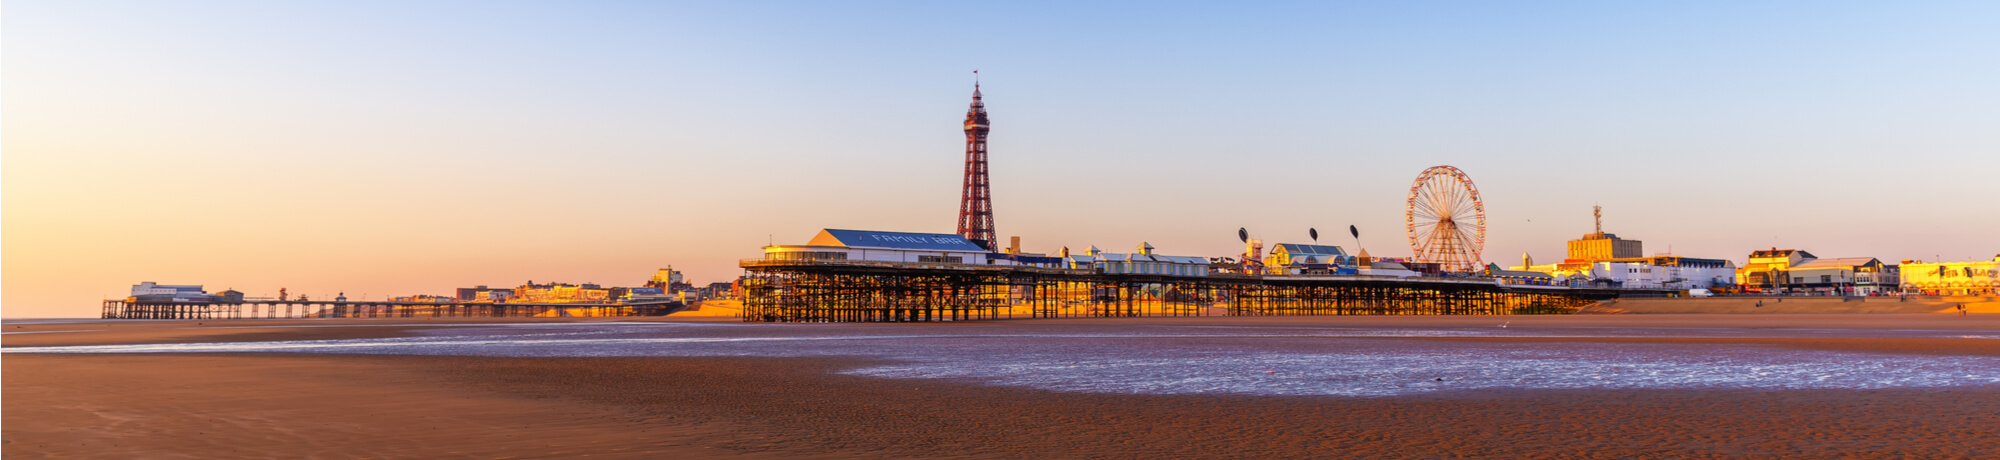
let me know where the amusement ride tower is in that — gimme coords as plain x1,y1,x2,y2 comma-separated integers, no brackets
956,81,996,248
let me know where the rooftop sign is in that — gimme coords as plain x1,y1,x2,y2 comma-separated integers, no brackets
811,229,988,252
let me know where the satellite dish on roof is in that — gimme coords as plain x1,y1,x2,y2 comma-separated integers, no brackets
1310,228,1319,243
1238,228,1248,243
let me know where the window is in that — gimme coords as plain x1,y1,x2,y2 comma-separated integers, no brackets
1821,275,1832,283
771,251,846,262
1793,277,1804,283
917,255,963,264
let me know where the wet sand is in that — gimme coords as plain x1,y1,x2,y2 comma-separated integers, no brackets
7,315,1999,458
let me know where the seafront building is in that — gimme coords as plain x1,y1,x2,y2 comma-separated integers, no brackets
1899,256,1999,295
1618,256,1736,290
644,268,696,293
511,282,612,303
389,294,456,303
1513,256,1736,290
1736,249,1898,295
456,286,514,302
700,282,736,300
1788,257,1896,296
1513,208,1736,290
1567,232,1643,262
1738,248,1815,291
1584,257,1735,290
650,268,684,286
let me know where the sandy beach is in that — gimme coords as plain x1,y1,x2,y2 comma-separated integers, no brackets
7,315,1999,458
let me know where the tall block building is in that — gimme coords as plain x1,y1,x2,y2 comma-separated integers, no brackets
1567,233,1644,262
1565,206,1642,262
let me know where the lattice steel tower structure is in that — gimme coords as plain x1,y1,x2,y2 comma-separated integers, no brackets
956,82,996,249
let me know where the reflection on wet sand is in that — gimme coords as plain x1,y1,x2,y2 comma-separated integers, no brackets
12,321,1998,396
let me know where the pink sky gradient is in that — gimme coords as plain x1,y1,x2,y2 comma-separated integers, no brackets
7,2,1995,317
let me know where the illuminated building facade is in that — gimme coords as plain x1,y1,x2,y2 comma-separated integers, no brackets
456,285,514,302
1567,234,1644,262
1066,243,1212,277
1787,257,1894,295
1900,256,1999,295
512,281,611,303
1738,248,1814,292
1264,243,1353,275
1517,255,1735,290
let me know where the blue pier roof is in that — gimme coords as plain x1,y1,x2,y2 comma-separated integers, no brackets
807,229,989,252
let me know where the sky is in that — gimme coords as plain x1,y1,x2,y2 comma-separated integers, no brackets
6,1,1997,317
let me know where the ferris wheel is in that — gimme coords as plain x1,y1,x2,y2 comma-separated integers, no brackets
1406,165,1486,272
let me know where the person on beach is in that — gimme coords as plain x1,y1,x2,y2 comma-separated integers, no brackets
1960,304,1967,316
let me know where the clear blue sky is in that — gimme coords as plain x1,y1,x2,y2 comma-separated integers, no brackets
7,1,1997,316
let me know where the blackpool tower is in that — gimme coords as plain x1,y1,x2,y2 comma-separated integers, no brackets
956,81,996,249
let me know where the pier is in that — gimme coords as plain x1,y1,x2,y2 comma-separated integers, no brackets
739,259,1644,322
101,298,685,320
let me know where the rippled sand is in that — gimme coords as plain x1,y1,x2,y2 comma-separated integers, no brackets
7,315,2000,458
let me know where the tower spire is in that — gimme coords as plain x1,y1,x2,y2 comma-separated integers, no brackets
956,75,996,249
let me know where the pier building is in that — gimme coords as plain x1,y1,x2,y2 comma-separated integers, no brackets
127,282,214,303
1486,264,1556,286
1070,243,1212,276
1264,243,1353,275
764,229,992,265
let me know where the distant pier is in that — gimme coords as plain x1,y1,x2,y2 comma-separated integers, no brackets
101,298,685,320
